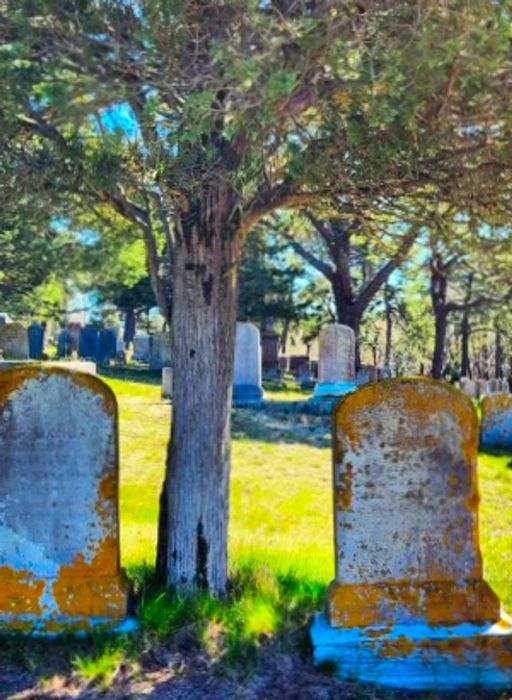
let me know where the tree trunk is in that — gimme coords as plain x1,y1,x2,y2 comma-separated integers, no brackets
156,187,240,594
384,292,392,367
460,310,471,377
495,330,503,378
123,307,136,348
432,310,448,379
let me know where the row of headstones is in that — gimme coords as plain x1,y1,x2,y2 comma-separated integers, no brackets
232,322,390,405
0,367,510,689
459,376,510,398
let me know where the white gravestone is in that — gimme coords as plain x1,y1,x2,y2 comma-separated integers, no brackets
313,324,356,401
233,322,263,406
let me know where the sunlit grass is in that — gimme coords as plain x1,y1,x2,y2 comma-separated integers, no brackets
103,375,512,610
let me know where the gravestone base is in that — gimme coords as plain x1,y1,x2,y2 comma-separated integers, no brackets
0,573,131,635
311,612,512,691
309,382,356,410
233,384,264,407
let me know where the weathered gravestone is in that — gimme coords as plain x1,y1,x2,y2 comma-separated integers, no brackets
0,323,29,360
28,323,45,360
487,378,501,395
233,322,263,406
57,328,74,358
79,326,99,360
480,393,512,451
311,378,512,690
133,334,150,362
460,376,477,398
0,367,130,632
312,324,356,404
97,328,117,364
149,332,172,370
261,323,280,380
161,367,173,400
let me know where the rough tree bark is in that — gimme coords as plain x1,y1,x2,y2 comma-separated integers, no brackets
430,255,449,380
156,184,240,594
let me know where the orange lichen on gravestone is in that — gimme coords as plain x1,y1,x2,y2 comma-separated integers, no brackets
327,379,500,628
0,366,128,632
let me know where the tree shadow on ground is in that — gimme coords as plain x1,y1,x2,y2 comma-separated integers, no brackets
98,365,162,385
232,407,331,449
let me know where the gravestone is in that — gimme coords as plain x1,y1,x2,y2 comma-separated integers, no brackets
377,365,393,380
500,378,510,393
48,360,97,375
97,329,117,364
311,378,512,690
312,324,356,403
0,367,130,632
69,323,82,352
261,324,280,380
480,393,512,451
0,323,29,360
149,332,172,370
161,367,173,400
79,326,99,360
233,322,263,406
133,334,150,362
459,376,477,398
57,328,74,358
487,378,501,395
28,323,45,360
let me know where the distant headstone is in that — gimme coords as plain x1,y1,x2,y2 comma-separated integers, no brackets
233,322,263,406
48,360,97,375
501,378,510,393
480,393,512,451
0,367,130,632
27,323,45,360
133,334,150,362
0,314,7,327
290,355,309,376
487,378,501,395
161,367,173,400
459,377,477,398
68,323,82,352
97,329,117,364
79,327,99,360
377,365,393,380
261,326,280,379
0,323,29,360
149,332,172,370
278,356,289,373
57,328,74,358
312,324,356,402
311,378,512,690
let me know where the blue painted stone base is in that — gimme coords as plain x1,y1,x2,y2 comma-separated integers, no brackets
0,615,138,638
311,613,512,691
233,384,264,407
309,382,357,412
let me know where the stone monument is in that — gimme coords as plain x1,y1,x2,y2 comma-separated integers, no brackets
133,334,150,362
261,322,280,380
28,322,45,360
161,367,173,400
149,332,172,370
480,393,512,451
0,366,130,632
311,378,512,690
57,327,74,358
312,324,356,403
0,323,29,360
233,322,263,406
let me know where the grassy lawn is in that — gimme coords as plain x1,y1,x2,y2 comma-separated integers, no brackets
108,376,512,610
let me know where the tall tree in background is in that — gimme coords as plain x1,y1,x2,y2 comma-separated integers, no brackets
2,1,511,593
280,204,418,362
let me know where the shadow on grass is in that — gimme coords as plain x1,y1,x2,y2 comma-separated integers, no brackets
232,408,331,448
98,364,162,385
